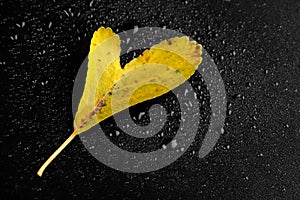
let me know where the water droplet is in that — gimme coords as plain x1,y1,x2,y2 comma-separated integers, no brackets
133,26,138,34
171,139,177,149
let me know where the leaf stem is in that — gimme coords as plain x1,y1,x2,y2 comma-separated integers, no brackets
37,129,78,177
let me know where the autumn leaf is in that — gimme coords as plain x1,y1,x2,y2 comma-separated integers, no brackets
37,27,202,176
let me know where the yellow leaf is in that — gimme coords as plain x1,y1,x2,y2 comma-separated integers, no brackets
37,27,202,176
74,27,123,133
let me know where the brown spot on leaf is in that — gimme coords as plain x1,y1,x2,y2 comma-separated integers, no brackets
145,56,150,62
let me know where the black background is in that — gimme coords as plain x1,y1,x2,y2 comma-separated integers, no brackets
1,0,300,199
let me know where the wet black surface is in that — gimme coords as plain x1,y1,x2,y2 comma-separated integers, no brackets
1,0,300,199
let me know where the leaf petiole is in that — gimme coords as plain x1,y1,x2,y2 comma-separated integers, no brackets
37,129,78,177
